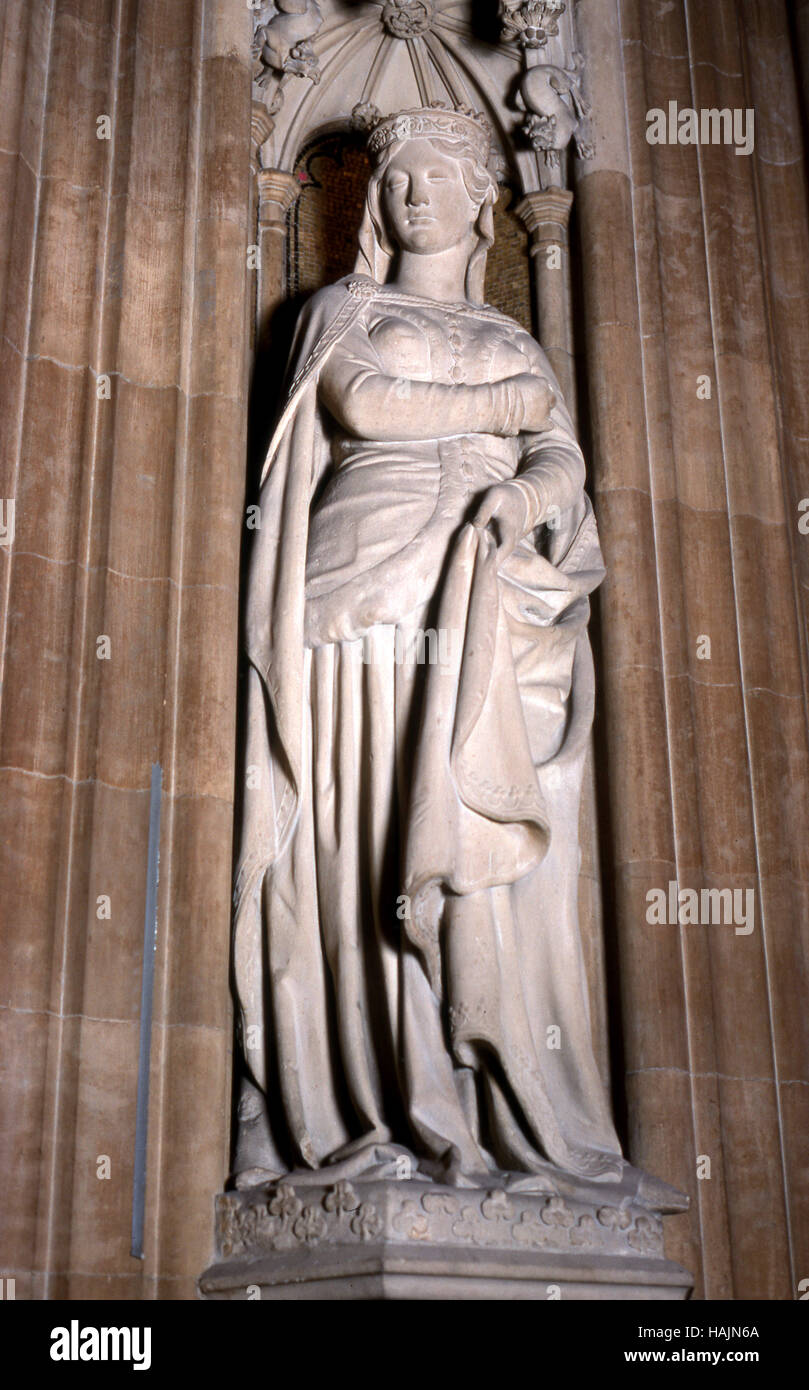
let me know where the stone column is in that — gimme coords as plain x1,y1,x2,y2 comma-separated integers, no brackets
515,188,577,415
256,167,300,339
515,184,610,1090
513,185,611,1090
733,0,809,1291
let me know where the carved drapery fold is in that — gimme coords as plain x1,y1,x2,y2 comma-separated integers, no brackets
245,0,610,1103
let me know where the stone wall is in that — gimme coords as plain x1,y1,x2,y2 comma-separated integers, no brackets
0,0,252,1298
574,0,809,1299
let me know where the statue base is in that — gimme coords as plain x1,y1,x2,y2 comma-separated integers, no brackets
198,1178,692,1301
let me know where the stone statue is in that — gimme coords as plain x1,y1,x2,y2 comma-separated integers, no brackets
253,0,323,87
517,57,595,164
231,105,681,1221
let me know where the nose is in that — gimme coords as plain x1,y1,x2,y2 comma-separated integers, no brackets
405,173,429,207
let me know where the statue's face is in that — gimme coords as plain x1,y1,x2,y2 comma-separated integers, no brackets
380,140,479,255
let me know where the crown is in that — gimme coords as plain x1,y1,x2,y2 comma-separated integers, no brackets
367,103,493,168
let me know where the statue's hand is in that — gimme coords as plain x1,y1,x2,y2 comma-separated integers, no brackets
473,482,527,562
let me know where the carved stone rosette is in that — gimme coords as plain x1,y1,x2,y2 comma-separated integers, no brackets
381,0,436,38
500,0,567,50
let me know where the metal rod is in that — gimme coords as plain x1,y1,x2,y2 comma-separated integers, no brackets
131,763,162,1260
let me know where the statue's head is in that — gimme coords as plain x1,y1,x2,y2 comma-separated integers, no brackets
355,105,499,302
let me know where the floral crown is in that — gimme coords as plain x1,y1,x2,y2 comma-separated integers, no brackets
367,103,493,170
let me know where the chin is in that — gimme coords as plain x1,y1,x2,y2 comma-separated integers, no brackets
402,232,452,255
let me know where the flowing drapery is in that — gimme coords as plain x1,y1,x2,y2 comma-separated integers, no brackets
233,277,624,1185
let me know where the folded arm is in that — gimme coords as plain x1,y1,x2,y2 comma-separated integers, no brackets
318,354,535,442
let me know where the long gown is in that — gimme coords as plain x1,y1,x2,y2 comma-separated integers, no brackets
233,274,625,1189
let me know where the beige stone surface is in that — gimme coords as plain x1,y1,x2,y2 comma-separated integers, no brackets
572,0,809,1301
0,0,252,1300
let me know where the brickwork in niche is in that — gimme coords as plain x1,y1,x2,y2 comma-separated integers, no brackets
489,186,533,333
288,133,532,333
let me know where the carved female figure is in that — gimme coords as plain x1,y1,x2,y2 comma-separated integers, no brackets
233,106,656,1203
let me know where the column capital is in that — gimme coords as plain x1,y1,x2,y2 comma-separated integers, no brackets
251,100,275,158
257,168,301,231
515,187,575,237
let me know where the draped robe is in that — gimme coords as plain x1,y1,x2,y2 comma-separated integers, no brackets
233,274,625,1188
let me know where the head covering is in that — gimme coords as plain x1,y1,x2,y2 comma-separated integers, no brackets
367,104,493,167
354,103,499,304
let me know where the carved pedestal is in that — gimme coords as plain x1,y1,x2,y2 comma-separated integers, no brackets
199,1180,692,1301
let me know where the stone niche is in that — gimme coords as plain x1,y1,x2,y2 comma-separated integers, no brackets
198,0,696,1304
